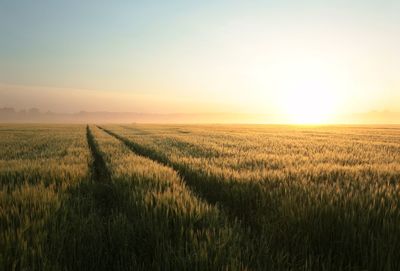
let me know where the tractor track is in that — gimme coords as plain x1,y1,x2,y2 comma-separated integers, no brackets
86,125,118,216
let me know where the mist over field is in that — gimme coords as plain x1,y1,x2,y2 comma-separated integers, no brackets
1,107,399,124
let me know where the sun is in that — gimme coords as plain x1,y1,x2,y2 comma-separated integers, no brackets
279,79,338,124
241,48,349,124
274,57,344,124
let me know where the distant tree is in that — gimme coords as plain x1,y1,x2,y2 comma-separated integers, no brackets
0,107,16,114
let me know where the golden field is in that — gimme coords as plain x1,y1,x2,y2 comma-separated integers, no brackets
1,124,400,270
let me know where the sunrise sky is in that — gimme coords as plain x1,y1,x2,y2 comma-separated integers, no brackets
1,0,399,123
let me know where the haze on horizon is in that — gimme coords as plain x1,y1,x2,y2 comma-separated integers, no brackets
1,0,399,124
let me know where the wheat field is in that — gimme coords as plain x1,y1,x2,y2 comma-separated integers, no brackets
1,124,400,270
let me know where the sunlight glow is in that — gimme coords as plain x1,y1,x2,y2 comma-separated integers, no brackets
279,78,339,124
272,55,345,124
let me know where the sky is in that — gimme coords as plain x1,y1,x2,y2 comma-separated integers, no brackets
1,0,399,123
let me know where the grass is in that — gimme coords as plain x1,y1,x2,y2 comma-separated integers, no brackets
1,124,400,270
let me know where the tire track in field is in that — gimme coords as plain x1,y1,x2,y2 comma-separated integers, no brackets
97,126,247,226
86,125,111,182
52,126,121,270
97,126,232,212
99,126,283,268
86,125,118,216
97,126,236,210
97,126,262,263
99,126,170,166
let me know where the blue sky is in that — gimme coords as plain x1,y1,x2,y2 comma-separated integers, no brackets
0,1,399,121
